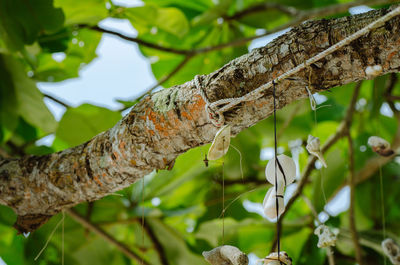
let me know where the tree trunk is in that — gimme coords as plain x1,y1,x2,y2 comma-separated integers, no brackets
1,7,400,232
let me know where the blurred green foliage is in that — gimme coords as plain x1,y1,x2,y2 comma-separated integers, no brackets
1,0,399,265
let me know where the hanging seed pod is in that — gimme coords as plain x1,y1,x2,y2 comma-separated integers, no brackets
260,251,292,265
306,135,327,168
365,65,383,78
368,136,394,157
208,125,231,160
262,185,285,219
203,245,249,265
382,238,400,265
265,155,296,186
314,225,338,248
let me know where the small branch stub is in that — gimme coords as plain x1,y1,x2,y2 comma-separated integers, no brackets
203,245,249,265
368,136,395,156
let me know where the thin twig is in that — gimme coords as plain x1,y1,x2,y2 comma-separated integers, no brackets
226,2,299,20
329,111,400,201
43,93,71,108
83,0,398,57
212,6,400,113
384,73,400,118
141,219,169,265
66,209,150,265
346,131,364,265
86,25,191,55
119,55,193,111
270,82,362,252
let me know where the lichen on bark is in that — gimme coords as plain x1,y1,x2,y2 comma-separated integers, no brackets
1,7,400,232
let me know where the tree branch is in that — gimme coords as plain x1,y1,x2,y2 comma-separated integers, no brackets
119,55,193,111
346,131,364,265
85,0,399,56
2,7,400,232
43,93,71,108
66,209,150,265
226,3,299,21
142,219,169,265
271,82,362,251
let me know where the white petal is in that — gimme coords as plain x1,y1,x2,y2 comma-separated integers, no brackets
263,186,285,219
265,155,296,185
208,125,231,160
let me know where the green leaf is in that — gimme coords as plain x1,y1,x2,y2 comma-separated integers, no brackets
312,145,347,212
192,0,233,26
237,9,291,30
124,4,189,38
55,104,122,147
0,224,25,265
0,54,57,135
35,28,102,82
0,56,19,143
54,0,108,25
148,218,207,265
297,235,326,265
0,0,64,51
38,28,71,53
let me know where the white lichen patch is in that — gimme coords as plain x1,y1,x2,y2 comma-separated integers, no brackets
365,65,383,78
151,87,180,113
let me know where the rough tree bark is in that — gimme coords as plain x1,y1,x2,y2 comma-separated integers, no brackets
1,7,400,232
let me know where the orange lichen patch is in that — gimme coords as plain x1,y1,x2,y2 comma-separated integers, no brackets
138,95,205,138
185,95,206,119
254,100,265,109
180,110,192,120
119,141,126,150
130,159,137,166
93,175,103,187
384,50,398,69
119,141,127,159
